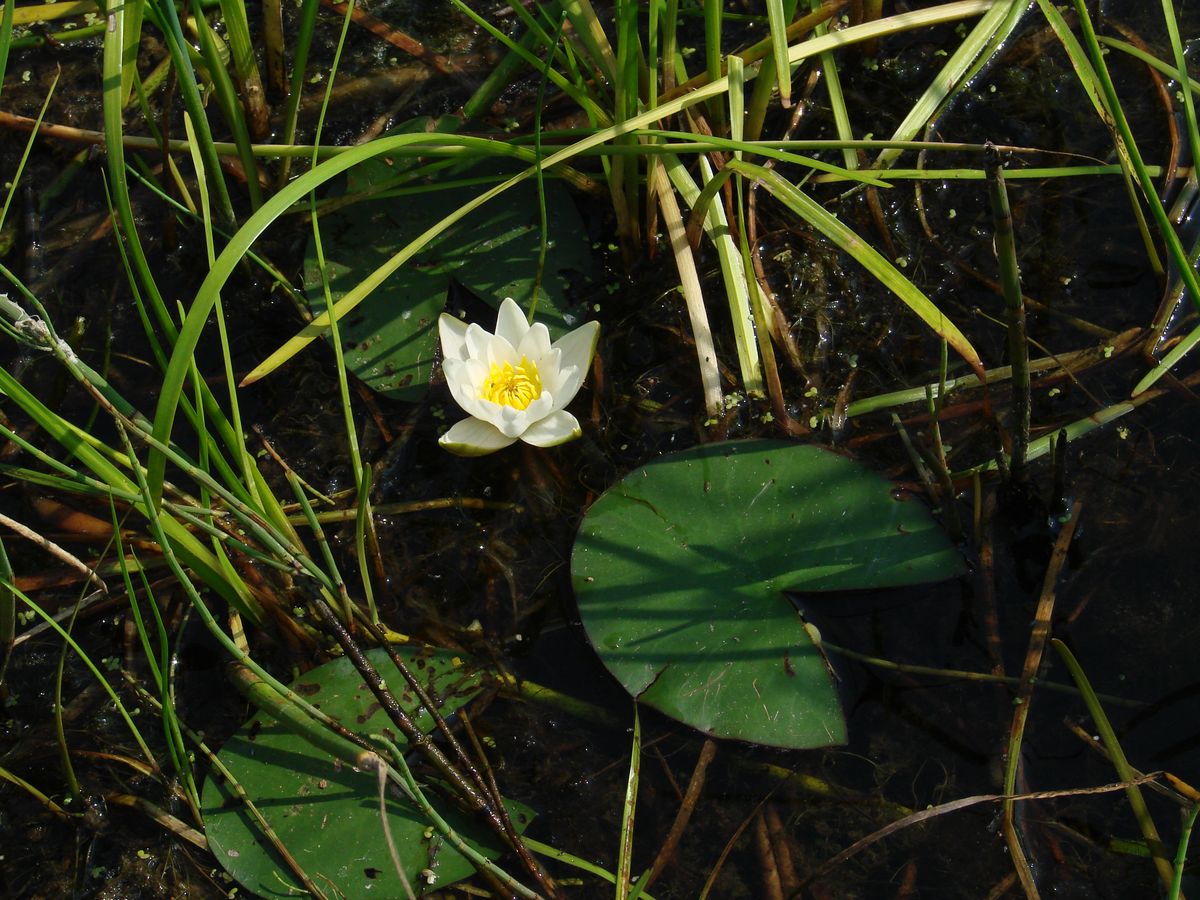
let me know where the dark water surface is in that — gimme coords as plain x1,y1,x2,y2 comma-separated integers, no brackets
1,2,1199,898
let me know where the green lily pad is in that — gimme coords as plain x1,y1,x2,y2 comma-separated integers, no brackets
572,440,966,749
305,116,596,401
202,646,532,897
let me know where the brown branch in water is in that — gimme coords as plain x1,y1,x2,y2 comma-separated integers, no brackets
346,609,557,896
765,803,800,896
752,808,785,900
1000,498,1083,898
641,738,718,892
320,0,472,88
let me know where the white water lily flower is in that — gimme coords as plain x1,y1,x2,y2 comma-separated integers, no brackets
438,298,600,456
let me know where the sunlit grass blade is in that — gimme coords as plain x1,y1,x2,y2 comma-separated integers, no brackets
1171,805,1200,900
103,0,193,349
766,0,793,107
239,16,978,392
216,0,269,139
1133,322,1200,396
1066,0,1200,394
1160,0,1200,171
874,0,1016,169
806,0,857,171
702,0,727,134
653,161,724,415
119,0,145,105
0,340,264,622
1053,639,1176,893
727,52,745,156
193,9,263,211
146,0,236,227
1033,0,1162,281
0,0,13,104
457,0,611,125
115,524,201,816
666,153,762,394
727,158,983,377
559,0,618,84
276,0,321,188
611,0,642,252
615,707,641,900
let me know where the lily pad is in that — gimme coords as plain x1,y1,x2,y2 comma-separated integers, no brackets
202,646,532,897
305,116,596,401
572,440,966,749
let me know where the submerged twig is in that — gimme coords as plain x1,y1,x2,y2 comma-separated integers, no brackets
985,143,1030,482
798,775,1164,892
1000,498,1083,898
640,739,718,894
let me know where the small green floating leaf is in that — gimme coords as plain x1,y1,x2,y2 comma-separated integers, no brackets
202,646,532,898
572,440,966,749
305,116,596,401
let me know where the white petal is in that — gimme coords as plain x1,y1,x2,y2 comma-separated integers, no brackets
475,391,554,438
483,330,517,367
439,418,518,456
533,347,564,393
522,392,554,425
546,365,578,412
520,410,583,447
443,358,485,417
517,322,552,360
549,321,599,408
495,402,530,437
465,323,494,360
439,313,470,361
494,298,530,349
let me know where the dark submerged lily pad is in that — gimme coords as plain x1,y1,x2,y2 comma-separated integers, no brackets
304,116,596,401
202,646,532,897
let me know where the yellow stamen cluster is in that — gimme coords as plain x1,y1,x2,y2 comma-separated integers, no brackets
480,357,542,410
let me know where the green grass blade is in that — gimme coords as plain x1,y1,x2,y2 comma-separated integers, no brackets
874,0,1015,169
1133,322,1200,396
459,0,610,125
1170,804,1200,900
1068,0,1200,393
766,0,793,106
559,0,618,84
149,0,236,227
0,0,13,104
807,0,856,171
666,153,762,393
1033,0,1161,278
703,0,727,134
216,0,269,139
193,8,263,211
727,158,983,376
119,0,146,105
615,707,641,900
1160,0,1200,170
0,362,263,622
276,0,322,188
1052,639,1176,892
